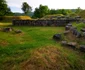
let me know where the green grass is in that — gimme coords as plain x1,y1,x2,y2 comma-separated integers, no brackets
73,22,85,31
0,24,85,70
0,26,64,69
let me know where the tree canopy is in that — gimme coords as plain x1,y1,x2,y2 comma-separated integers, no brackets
75,7,82,14
21,2,32,15
33,4,50,18
0,0,7,16
0,0,13,16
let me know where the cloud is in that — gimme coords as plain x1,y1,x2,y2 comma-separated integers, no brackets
6,0,85,12
6,0,27,8
6,0,30,12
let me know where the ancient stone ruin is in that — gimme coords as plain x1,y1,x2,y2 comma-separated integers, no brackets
12,16,83,26
0,27,22,34
80,45,85,52
53,23,85,52
53,34,62,40
3,27,13,32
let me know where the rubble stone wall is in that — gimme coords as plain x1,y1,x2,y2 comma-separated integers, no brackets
12,19,81,26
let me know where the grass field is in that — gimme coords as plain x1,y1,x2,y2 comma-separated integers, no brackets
0,23,85,70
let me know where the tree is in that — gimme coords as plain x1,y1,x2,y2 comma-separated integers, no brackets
33,4,49,18
0,0,13,16
50,9,57,14
5,7,13,16
75,7,82,14
0,0,8,16
21,2,32,15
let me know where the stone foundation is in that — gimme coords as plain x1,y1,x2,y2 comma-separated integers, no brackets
12,18,81,26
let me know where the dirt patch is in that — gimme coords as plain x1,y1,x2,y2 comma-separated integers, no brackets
20,46,72,70
64,31,85,46
0,40,9,46
64,31,77,41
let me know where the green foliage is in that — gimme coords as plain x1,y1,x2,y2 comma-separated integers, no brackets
0,0,13,16
73,22,85,31
49,9,73,15
21,2,32,15
0,0,7,16
42,14,64,19
5,7,13,16
33,4,50,18
75,7,82,14
33,5,83,18
50,9,57,14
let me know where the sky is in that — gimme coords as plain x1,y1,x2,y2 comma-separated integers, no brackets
6,0,85,13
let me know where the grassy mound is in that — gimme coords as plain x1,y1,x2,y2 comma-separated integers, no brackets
13,16,31,20
69,13,78,17
41,14,64,19
20,46,85,70
0,16,31,23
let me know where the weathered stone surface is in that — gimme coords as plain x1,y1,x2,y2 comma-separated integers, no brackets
3,27,12,32
61,41,67,46
67,23,72,27
65,26,70,30
63,31,70,35
79,45,85,52
12,17,83,26
15,30,22,33
53,34,62,40
70,27,77,31
81,28,85,32
82,32,85,37
72,29,78,36
67,42,77,49
76,32,82,38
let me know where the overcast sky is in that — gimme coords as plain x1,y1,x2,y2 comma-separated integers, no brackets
6,0,85,13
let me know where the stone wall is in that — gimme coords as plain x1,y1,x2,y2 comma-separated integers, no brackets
12,18,81,26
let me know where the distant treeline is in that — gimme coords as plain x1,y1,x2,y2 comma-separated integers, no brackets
32,4,82,18
0,0,83,19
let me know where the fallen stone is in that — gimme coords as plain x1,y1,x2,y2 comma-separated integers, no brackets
61,41,67,46
67,23,72,27
79,45,85,52
67,42,77,49
76,32,82,38
15,30,22,33
53,34,62,40
81,28,85,32
82,32,85,37
63,31,70,35
3,27,13,32
70,27,77,31
72,29,78,36
65,26,70,31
